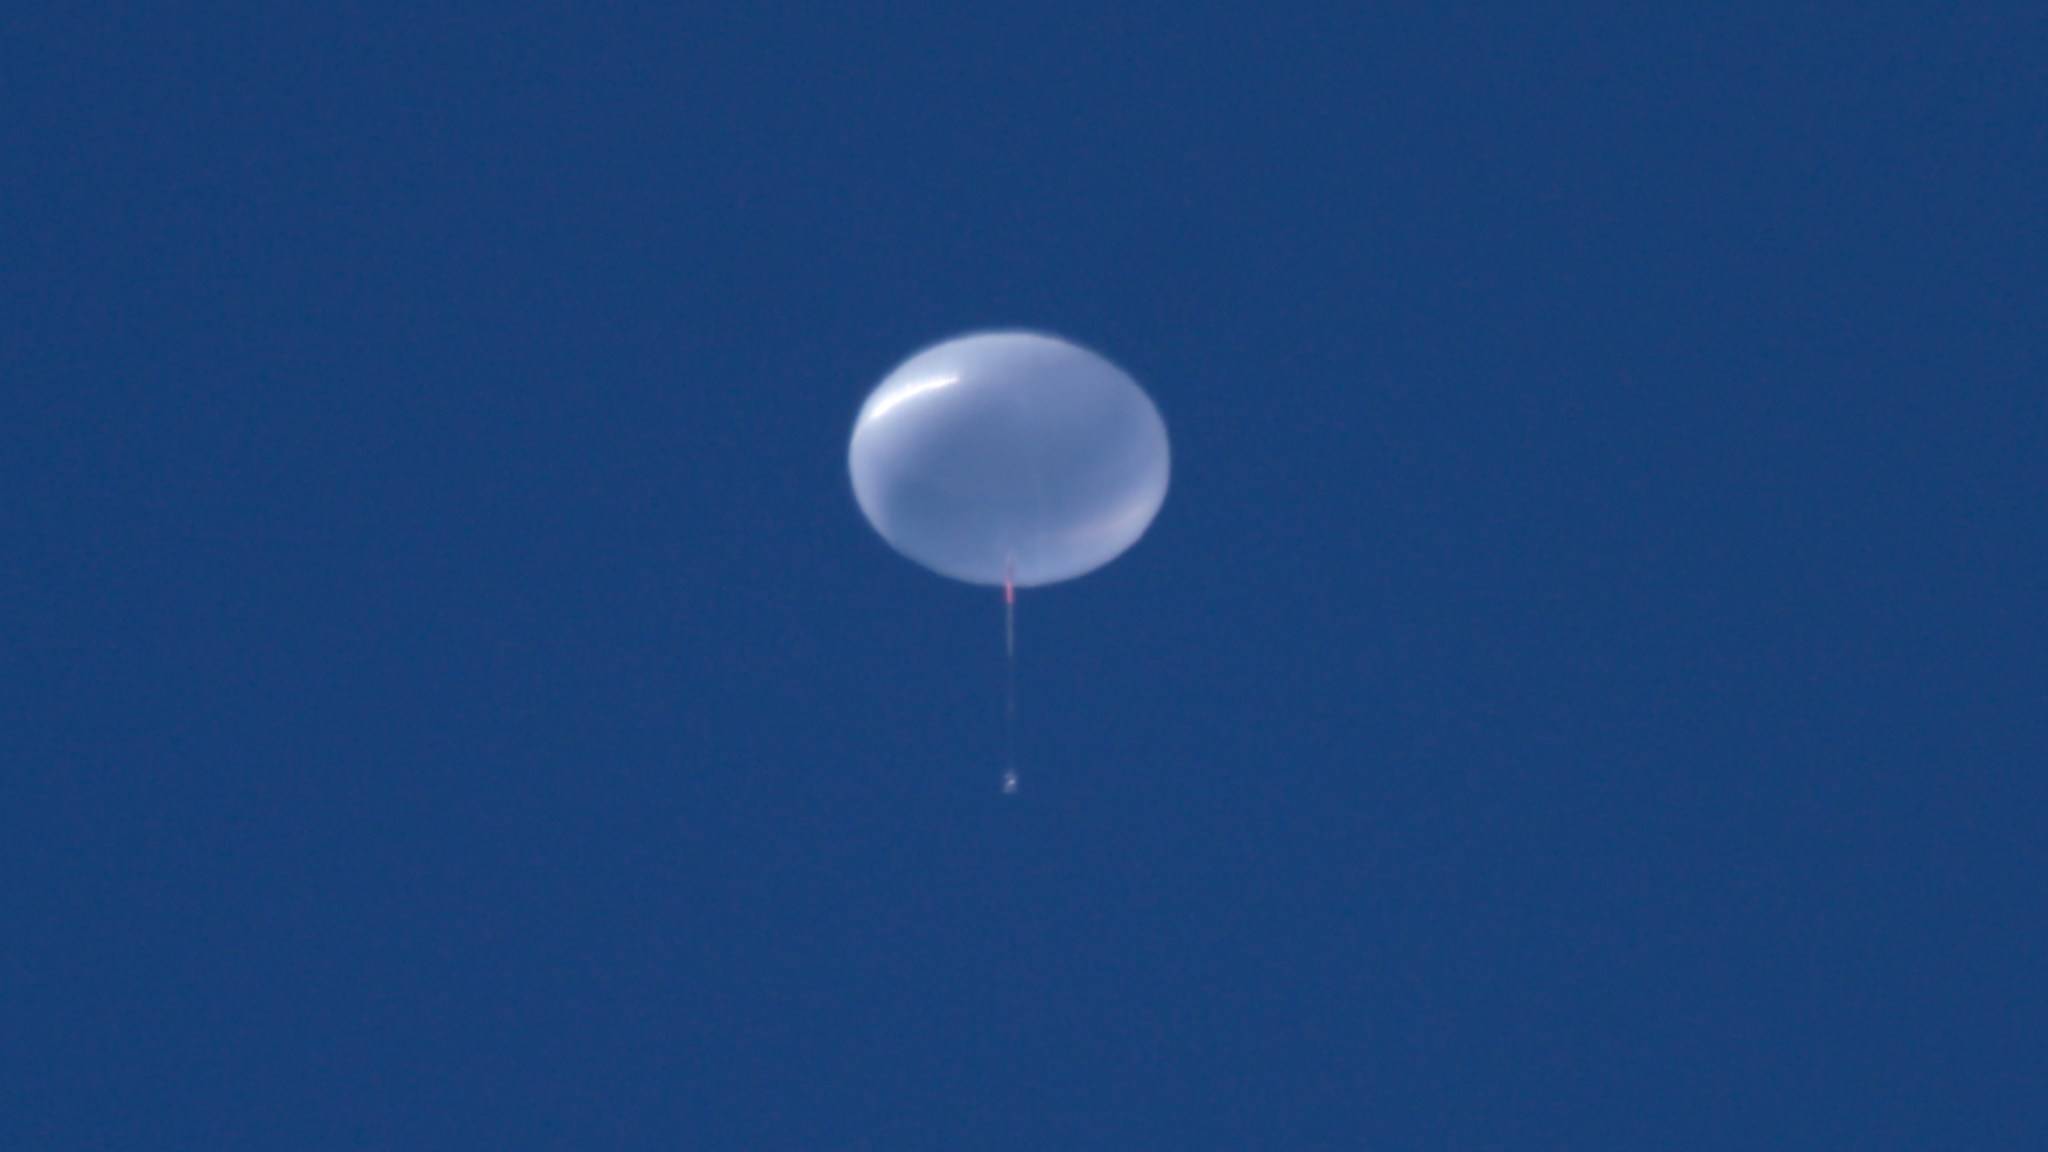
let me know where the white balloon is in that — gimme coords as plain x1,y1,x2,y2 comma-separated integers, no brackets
850,331,1170,587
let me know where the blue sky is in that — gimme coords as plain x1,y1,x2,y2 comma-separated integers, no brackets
5,4,2044,1148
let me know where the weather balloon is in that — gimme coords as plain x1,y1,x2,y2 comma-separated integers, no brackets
849,331,1170,588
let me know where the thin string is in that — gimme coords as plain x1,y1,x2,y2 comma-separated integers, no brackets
1002,563,1018,794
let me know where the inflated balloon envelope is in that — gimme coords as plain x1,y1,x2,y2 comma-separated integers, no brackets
849,331,1171,588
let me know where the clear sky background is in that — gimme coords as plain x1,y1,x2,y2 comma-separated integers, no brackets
5,4,2044,1149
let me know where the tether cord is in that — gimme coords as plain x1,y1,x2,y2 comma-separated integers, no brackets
1002,562,1018,794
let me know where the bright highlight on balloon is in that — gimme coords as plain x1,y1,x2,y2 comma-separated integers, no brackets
849,331,1170,588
